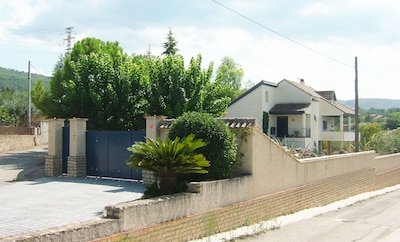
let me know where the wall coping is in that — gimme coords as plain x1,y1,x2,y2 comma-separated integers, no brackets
300,150,377,163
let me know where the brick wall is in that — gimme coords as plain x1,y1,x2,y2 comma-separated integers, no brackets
93,168,380,242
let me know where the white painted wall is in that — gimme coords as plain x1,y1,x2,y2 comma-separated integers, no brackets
225,83,277,130
276,80,311,104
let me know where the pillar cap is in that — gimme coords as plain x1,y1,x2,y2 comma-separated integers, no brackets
47,118,65,122
70,117,89,121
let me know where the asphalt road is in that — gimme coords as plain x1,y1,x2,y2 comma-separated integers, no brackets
242,188,400,242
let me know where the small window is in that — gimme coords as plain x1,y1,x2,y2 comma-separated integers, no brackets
323,120,328,131
265,91,269,103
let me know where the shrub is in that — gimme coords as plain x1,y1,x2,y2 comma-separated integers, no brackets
168,112,238,180
368,129,400,155
126,134,210,195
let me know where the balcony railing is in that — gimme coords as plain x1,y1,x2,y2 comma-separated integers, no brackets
288,128,311,137
271,128,311,138
320,131,355,141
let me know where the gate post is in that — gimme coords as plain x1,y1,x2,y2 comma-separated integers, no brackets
45,118,65,176
67,118,88,177
142,116,166,185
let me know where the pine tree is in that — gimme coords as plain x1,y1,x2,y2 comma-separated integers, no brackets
162,28,179,56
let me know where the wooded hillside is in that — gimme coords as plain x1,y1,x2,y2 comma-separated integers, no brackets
0,67,50,91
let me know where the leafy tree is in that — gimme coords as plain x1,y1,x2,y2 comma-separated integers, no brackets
147,54,186,118
0,88,29,126
162,28,179,56
385,112,400,130
359,122,382,150
126,134,210,195
168,112,238,180
31,80,52,116
215,56,244,91
33,37,149,130
146,54,229,118
201,83,231,117
32,36,238,130
369,129,400,155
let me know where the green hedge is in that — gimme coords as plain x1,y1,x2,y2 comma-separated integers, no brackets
168,112,237,180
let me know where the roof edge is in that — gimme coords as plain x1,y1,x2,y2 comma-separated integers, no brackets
229,80,277,106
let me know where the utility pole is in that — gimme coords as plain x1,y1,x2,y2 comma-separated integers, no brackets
64,27,74,55
354,56,359,152
27,61,31,127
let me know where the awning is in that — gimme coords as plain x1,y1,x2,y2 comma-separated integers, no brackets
269,103,310,115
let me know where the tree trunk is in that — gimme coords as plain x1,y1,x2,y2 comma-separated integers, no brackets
159,172,177,195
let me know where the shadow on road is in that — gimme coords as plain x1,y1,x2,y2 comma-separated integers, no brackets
27,176,145,193
0,147,47,183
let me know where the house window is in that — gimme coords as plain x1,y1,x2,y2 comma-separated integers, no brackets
323,120,328,131
265,91,269,103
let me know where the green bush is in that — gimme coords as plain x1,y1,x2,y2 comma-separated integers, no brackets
368,129,400,155
168,112,238,180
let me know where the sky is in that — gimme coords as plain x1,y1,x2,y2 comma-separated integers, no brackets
1,0,400,100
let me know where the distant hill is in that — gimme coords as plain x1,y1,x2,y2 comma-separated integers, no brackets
0,67,50,92
340,99,400,110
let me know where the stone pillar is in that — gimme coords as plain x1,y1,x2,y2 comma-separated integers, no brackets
45,118,65,177
67,118,88,177
142,116,166,186
145,116,165,139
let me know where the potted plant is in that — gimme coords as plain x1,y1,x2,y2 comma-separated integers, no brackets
126,134,210,195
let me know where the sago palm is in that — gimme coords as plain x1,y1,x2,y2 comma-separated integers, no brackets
126,134,210,194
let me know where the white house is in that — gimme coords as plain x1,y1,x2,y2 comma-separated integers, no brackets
224,79,355,153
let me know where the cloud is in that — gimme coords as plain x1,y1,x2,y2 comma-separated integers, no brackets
1,0,400,99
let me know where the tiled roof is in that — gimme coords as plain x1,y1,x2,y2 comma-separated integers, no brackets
281,79,322,99
217,118,255,128
269,103,310,114
335,102,355,116
283,80,354,115
158,118,255,129
316,91,336,101
159,119,175,129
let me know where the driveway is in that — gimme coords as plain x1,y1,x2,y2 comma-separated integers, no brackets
0,147,145,239
0,146,47,185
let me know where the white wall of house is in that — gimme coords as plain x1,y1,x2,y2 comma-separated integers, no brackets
276,80,311,104
225,83,277,130
320,100,343,116
225,85,263,127
309,99,320,151
225,79,354,153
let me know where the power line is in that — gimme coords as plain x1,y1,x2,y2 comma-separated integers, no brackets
211,0,354,69
29,63,46,76
0,25,63,35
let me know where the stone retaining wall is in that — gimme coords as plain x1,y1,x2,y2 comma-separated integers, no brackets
0,135,42,153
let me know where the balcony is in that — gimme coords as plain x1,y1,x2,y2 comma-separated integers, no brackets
320,131,355,141
286,128,311,138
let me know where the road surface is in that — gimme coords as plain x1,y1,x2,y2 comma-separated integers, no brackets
243,188,400,242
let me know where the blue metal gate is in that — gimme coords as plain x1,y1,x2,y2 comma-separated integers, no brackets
62,126,70,174
86,131,145,180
